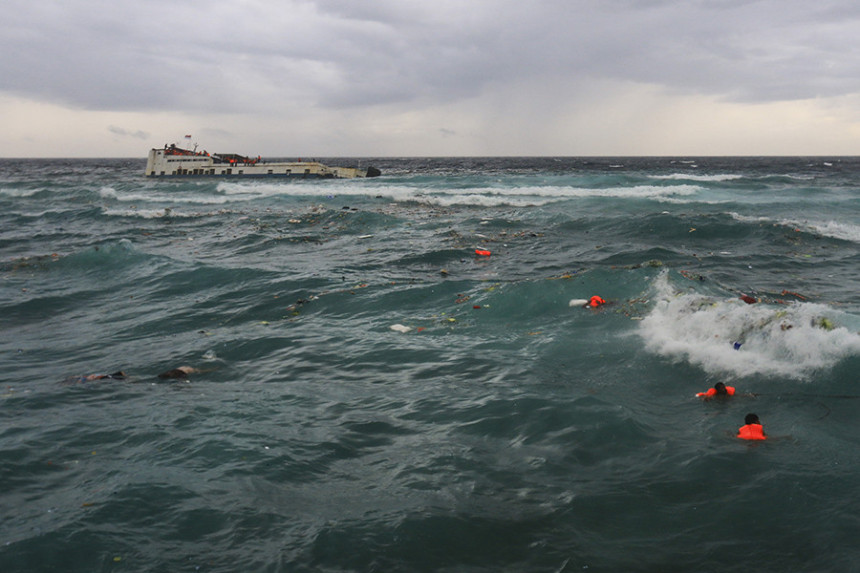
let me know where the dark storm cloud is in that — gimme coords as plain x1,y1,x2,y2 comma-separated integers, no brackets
2,0,859,114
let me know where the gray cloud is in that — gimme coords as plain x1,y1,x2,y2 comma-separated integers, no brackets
2,0,860,116
108,125,149,139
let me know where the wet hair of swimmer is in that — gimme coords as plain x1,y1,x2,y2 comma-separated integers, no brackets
158,368,189,379
714,382,728,394
744,413,761,425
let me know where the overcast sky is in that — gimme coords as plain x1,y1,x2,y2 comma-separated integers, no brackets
2,0,860,157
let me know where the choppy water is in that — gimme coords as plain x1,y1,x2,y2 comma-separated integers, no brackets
1,156,859,572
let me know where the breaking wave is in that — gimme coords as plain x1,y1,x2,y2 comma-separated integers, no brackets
639,271,860,380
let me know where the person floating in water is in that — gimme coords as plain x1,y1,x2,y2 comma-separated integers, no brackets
697,382,736,399
568,295,608,308
588,295,607,308
737,413,767,440
157,366,211,379
62,371,126,385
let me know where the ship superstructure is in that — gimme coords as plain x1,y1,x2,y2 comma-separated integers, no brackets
145,143,380,179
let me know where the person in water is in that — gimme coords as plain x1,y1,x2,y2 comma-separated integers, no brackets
157,366,210,379
697,382,736,399
568,295,607,308
588,295,606,308
737,413,767,440
62,371,126,384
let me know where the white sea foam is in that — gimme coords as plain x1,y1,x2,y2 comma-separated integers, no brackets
810,220,860,243
209,181,704,206
650,173,744,182
730,212,860,243
0,187,41,198
101,206,229,219
413,194,560,208
638,272,860,380
569,184,701,199
99,179,706,209
375,183,703,207
216,181,381,199
105,189,230,206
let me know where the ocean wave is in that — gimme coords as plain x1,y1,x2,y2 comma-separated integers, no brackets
810,220,860,243
205,182,702,208
650,173,744,182
638,271,860,380
216,180,375,199
3,157,860,573
108,189,238,206
730,212,860,243
0,186,42,198
97,182,708,210
91,177,709,209
383,183,702,207
566,184,701,199
404,193,560,208
100,206,228,219
98,186,118,199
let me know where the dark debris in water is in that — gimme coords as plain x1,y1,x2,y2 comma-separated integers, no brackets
2,253,62,272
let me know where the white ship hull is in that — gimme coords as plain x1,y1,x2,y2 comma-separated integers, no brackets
145,146,380,179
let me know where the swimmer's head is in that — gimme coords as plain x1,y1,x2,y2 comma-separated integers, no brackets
158,368,189,379
744,413,761,425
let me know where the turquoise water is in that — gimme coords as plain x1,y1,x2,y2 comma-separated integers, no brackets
1,157,859,572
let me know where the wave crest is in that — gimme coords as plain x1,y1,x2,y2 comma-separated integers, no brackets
638,272,860,379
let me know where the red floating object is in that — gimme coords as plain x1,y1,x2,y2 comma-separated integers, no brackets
475,249,491,256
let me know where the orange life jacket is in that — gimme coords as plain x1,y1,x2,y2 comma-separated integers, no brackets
589,296,606,307
737,423,766,440
697,386,736,397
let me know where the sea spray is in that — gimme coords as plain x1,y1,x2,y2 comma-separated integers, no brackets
639,270,860,379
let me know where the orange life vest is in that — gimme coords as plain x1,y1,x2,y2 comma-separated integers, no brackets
697,386,736,397
737,423,766,440
589,296,606,307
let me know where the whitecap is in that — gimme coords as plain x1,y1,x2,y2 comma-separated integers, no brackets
379,183,703,207
729,212,860,243
638,272,860,380
650,173,744,182
0,187,40,198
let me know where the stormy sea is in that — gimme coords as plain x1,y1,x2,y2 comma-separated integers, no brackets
1,156,859,572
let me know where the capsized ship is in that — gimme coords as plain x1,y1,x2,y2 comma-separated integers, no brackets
145,143,381,178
